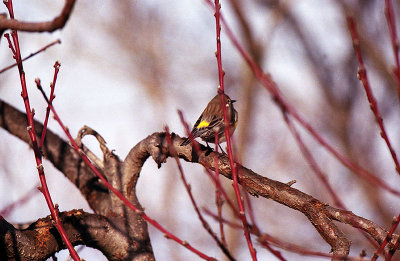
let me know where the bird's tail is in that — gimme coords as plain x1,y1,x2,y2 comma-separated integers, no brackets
180,136,193,146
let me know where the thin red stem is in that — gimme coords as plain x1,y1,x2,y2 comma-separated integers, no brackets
386,231,400,260
178,110,241,216
206,209,366,260
3,1,79,259
347,17,400,177
242,185,256,229
165,128,234,260
0,185,39,217
0,39,61,74
372,213,400,261
214,132,227,247
214,2,224,93
204,0,400,198
4,0,15,19
39,61,60,149
204,209,287,261
37,91,215,260
384,0,400,100
213,0,256,259
284,113,345,208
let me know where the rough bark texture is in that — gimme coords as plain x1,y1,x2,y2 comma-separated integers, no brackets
0,99,399,260
0,100,154,261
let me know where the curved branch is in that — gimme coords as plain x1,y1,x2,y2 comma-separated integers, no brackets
0,0,76,32
1,99,399,259
0,100,111,215
120,129,400,258
169,135,399,258
0,210,153,261
0,100,153,260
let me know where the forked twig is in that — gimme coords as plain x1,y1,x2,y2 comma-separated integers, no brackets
3,0,79,259
165,127,235,261
204,0,400,198
36,92,216,260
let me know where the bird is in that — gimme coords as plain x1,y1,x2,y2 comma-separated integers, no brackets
181,93,238,147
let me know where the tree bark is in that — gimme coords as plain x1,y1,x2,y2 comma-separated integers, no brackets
0,99,399,260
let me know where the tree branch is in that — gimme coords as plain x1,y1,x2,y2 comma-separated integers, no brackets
1,99,399,259
0,0,76,32
0,99,154,260
0,210,153,261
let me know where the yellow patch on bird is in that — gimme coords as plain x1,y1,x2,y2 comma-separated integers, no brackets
197,120,210,129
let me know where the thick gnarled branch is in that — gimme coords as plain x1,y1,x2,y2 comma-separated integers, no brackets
1,99,399,259
122,129,399,258
0,100,153,260
0,210,152,261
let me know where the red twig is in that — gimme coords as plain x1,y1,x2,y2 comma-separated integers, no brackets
347,16,400,177
204,0,400,198
283,113,345,208
259,233,350,260
386,231,400,260
242,186,257,229
372,213,400,261
0,185,39,217
384,0,400,100
0,39,61,74
203,208,242,229
3,1,79,259
214,2,224,93
36,92,215,261
4,0,14,19
180,110,272,258
38,61,60,149
284,113,384,255
178,110,241,216
204,209,286,261
213,133,227,247
164,127,234,260
214,1,256,259
206,209,369,260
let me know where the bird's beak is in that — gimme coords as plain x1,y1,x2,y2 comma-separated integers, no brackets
231,100,236,103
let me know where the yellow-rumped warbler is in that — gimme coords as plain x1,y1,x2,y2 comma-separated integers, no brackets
181,93,238,146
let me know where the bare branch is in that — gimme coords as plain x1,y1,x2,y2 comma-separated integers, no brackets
0,210,154,261
1,99,399,259
0,0,75,32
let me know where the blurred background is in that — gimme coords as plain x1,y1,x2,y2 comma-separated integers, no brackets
1,0,400,260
